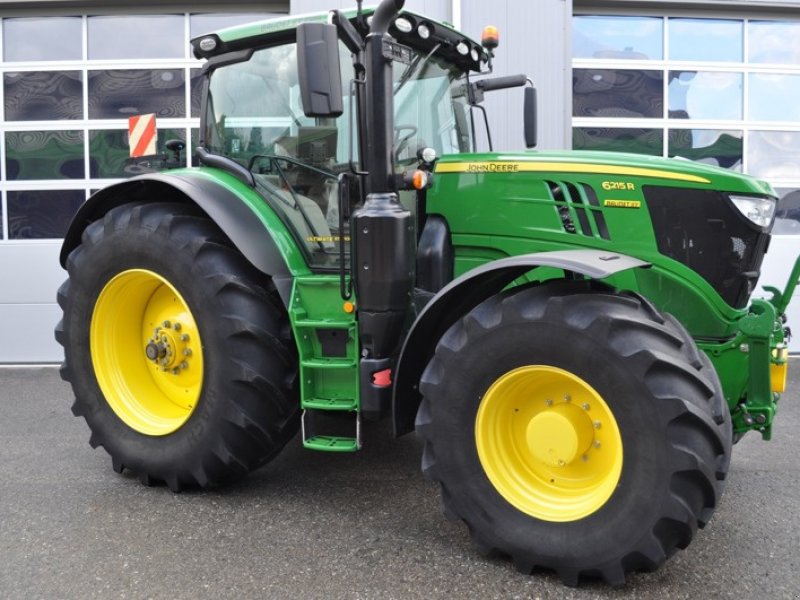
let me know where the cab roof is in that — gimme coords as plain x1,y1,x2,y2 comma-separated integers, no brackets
191,7,488,73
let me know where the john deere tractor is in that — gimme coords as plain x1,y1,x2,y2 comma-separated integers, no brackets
56,0,797,586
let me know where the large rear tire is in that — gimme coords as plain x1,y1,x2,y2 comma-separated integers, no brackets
56,202,300,491
416,280,731,586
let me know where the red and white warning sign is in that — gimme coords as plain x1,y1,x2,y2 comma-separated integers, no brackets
128,113,157,158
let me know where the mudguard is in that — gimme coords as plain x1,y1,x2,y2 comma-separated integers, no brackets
59,171,305,305
392,249,650,436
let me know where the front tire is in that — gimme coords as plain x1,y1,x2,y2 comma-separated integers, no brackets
416,280,731,585
56,202,300,491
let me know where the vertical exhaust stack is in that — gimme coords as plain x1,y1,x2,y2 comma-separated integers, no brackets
351,0,414,360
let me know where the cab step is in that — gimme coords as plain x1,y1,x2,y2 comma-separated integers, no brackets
302,397,358,411
301,408,361,452
303,435,359,452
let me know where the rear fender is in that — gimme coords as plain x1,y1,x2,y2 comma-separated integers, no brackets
59,171,309,305
392,249,650,436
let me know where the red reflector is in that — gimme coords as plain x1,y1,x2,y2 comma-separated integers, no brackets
373,369,392,387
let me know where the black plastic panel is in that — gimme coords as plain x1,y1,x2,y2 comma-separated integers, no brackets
644,185,769,308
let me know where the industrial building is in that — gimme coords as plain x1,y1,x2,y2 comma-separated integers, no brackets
0,0,797,361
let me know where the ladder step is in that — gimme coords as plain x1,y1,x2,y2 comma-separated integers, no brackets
301,358,356,369
302,397,358,411
303,435,359,452
295,320,353,329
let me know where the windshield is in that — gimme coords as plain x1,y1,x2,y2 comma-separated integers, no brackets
392,51,473,163
203,40,472,268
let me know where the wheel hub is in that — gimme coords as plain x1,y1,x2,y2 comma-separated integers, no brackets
526,403,594,466
145,321,193,374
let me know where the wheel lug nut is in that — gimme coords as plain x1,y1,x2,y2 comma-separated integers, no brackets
545,399,553,407
163,320,171,328
172,367,180,375
594,441,602,449
582,403,590,411
180,334,189,342
183,349,192,357
594,421,602,429
173,322,181,331
564,394,571,402
180,361,188,370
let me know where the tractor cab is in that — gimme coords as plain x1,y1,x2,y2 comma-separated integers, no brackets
193,9,523,269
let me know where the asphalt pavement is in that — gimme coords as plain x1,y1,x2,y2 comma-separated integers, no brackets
1,362,799,600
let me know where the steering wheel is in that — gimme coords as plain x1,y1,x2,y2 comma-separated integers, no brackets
394,124,418,160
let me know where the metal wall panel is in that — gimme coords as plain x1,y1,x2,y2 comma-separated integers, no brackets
291,0,449,19
460,0,573,152
0,244,64,362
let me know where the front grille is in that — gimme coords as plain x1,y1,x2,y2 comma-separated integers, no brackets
644,186,770,308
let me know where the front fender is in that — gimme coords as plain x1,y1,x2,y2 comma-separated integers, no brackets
60,169,311,304
392,249,650,436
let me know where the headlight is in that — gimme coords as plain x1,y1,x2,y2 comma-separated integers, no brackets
729,195,777,228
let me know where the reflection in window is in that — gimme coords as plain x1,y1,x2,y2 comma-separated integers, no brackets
189,13,270,38
573,69,663,118
773,189,800,236
748,131,800,179
3,17,82,62
7,190,85,239
88,15,185,59
748,21,800,65
6,131,85,180
88,70,186,119
749,74,800,122
668,129,742,170
4,71,83,121
668,71,741,120
573,127,663,156
573,16,663,60
90,129,186,179
668,18,742,62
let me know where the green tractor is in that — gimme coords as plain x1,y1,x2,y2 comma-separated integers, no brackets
56,0,797,586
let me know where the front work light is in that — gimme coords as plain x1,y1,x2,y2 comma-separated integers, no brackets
729,195,777,229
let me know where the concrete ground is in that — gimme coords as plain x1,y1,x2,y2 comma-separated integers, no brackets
0,362,798,600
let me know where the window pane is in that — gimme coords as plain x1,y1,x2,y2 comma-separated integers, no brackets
669,18,743,62
88,70,185,119
4,71,83,121
668,71,742,120
573,69,663,118
749,74,800,122
668,129,742,170
573,16,663,60
773,188,800,235
748,131,800,179
7,190,85,239
6,130,85,180
4,17,82,62
88,15,184,59
573,127,663,156
190,13,268,38
748,21,800,64
90,128,185,179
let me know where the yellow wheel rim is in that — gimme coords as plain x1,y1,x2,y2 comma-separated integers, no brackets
90,269,204,436
475,365,623,522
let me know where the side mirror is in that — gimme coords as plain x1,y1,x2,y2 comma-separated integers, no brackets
296,23,344,118
524,86,537,149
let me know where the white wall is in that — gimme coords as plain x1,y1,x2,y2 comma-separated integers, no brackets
757,237,799,353
0,243,64,363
